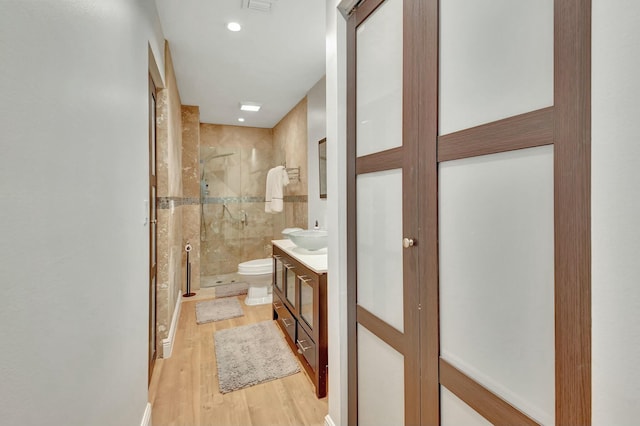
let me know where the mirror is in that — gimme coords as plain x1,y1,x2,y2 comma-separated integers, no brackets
319,138,327,198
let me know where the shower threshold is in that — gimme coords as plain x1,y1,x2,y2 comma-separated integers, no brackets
200,272,242,288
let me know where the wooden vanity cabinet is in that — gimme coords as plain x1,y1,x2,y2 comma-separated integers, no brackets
272,245,327,398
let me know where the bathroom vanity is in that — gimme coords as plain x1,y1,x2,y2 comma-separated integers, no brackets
271,239,327,398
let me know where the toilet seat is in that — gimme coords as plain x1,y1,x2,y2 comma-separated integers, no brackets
238,258,272,275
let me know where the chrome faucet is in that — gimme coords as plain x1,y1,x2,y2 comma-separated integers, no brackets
222,203,248,228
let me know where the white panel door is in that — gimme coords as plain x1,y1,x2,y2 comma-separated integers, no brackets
349,0,420,423
345,0,591,423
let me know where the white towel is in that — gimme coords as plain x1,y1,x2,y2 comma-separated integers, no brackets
265,166,290,213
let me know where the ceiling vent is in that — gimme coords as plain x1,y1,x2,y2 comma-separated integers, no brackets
242,0,276,13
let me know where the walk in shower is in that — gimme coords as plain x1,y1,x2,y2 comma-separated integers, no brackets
199,131,276,288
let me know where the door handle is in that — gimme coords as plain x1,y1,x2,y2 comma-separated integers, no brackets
403,237,415,248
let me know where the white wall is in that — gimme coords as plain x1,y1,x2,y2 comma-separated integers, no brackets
0,1,164,425
592,1,640,424
326,1,349,425
307,75,328,229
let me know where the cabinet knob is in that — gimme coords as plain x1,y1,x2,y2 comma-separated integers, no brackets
403,237,415,248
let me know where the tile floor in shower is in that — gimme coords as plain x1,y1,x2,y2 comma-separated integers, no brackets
200,272,244,288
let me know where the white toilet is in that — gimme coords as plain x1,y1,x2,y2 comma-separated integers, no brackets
237,258,273,306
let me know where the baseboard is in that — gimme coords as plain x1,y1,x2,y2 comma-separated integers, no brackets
162,290,182,358
140,402,152,426
324,414,337,426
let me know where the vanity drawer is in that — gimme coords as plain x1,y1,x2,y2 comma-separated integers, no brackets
296,322,316,372
274,295,295,343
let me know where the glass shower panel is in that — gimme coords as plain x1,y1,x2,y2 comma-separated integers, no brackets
199,147,244,281
439,146,555,425
201,148,242,198
199,137,279,287
357,169,404,332
356,0,403,157
439,0,554,135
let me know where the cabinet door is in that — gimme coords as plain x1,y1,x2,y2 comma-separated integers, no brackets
284,261,297,310
273,255,284,293
299,274,315,330
274,293,296,343
297,322,317,372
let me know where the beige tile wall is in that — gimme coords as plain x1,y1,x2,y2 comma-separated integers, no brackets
273,97,309,236
181,105,200,290
155,41,183,356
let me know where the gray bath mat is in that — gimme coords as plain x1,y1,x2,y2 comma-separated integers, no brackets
213,320,300,393
195,297,244,324
215,282,249,298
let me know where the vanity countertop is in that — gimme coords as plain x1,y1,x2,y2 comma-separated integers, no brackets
272,239,327,274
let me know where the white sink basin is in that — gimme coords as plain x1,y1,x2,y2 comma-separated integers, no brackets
288,229,328,251
281,227,303,239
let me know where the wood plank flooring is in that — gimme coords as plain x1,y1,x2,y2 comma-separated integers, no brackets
150,290,328,426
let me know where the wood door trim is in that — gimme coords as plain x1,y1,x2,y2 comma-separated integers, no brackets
356,305,405,354
440,359,541,426
402,0,423,423
346,8,358,425
356,147,403,174
554,1,591,424
419,0,440,424
437,107,554,162
354,0,387,26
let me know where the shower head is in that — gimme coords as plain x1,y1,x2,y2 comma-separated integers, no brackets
202,152,235,162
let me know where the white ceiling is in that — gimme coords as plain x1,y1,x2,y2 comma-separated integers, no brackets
155,0,326,128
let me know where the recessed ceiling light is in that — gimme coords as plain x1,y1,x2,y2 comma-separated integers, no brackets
238,118,245,122
227,22,242,32
243,0,275,13
240,102,261,112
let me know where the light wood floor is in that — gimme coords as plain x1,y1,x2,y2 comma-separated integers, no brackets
149,289,328,426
